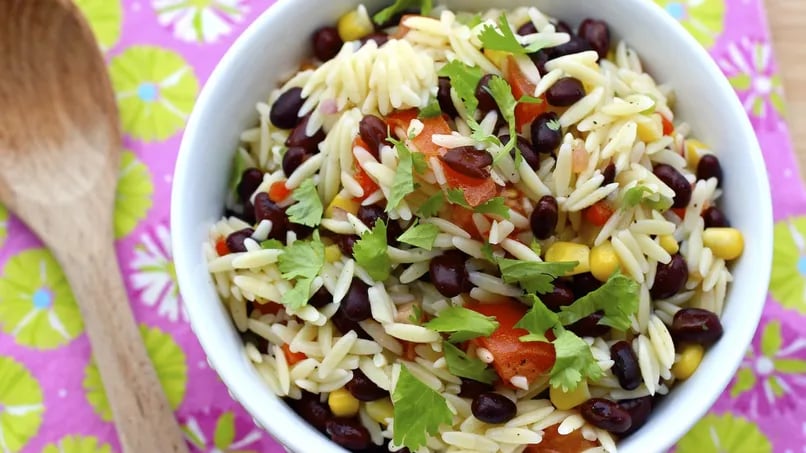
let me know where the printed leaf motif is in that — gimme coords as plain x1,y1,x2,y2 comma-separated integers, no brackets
115,150,155,239
676,414,771,453
0,356,44,452
74,0,123,50
153,0,248,43
214,411,236,450
42,435,113,453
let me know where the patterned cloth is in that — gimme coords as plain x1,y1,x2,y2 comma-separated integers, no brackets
0,1,800,451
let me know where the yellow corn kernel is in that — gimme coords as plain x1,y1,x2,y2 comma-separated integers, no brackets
685,139,710,169
483,48,509,68
325,193,360,218
365,398,394,426
328,388,360,418
337,9,374,42
545,242,590,276
590,242,620,282
325,245,342,263
550,380,591,410
659,235,679,255
636,114,663,143
702,227,744,261
672,344,704,380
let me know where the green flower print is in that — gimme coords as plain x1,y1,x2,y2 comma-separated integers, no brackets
183,410,265,452
42,435,112,453
115,150,154,239
0,357,44,452
74,0,123,50
0,204,7,248
153,0,247,43
0,248,83,349
770,217,806,313
721,40,787,121
84,324,188,421
655,0,726,48
676,413,771,453
109,46,199,141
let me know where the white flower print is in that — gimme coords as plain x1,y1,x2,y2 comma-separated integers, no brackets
130,224,187,322
152,0,248,43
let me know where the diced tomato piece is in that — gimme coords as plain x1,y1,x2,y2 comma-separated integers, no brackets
672,207,687,220
352,137,381,199
444,168,499,207
469,300,556,385
253,302,283,315
505,56,548,132
449,206,481,239
525,425,600,453
269,181,292,203
215,237,229,256
660,114,674,136
402,341,418,362
584,201,614,227
281,343,307,366
392,14,419,38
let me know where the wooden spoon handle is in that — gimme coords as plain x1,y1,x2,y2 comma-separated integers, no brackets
59,241,189,453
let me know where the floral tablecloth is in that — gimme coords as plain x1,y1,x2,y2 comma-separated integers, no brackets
0,0,801,452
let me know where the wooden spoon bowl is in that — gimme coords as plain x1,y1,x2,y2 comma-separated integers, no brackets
0,1,188,452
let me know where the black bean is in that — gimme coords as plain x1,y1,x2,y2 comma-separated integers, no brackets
341,279,372,322
703,206,730,228
437,77,458,118
361,32,390,47
336,234,360,256
547,35,593,59
240,200,256,224
237,168,264,204
346,369,388,401
572,272,603,298
326,418,371,450
359,115,389,159
440,146,493,179
242,329,269,352
610,341,641,390
312,26,343,61
518,21,538,36
289,391,332,432
357,204,387,229
567,311,610,337
225,228,255,253
531,112,563,154
579,398,632,434
253,193,288,241
476,74,499,114
653,164,692,209
289,221,314,240
554,21,574,35
286,116,326,153
671,308,724,346
541,280,575,312
618,397,653,436
697,155,723,186
602,163,616,186
650,254,688,300
530,195,559,240
500,134,540,170
578,19,610,60
546,77,586,107
270,87,305,129
429,250,470,298
330,308,371,339
529,49,550,75
282,147,311,177
471,393,517,424
308,286,332,308
459,378,495,399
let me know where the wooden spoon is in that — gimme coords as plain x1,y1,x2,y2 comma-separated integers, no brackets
0,1,189,452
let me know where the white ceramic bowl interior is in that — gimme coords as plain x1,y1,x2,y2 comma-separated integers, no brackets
172,0,773,451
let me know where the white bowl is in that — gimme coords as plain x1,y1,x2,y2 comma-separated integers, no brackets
172,1,773,451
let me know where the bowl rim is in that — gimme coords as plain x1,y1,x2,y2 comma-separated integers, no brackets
171,0,774,451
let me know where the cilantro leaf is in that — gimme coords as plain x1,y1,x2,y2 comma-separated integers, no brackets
457,12,482,28
260,239,284,250
497,259,579,294
412,151,428,174
529,240,542,256
514,295,560,343
549,329,604,391
474,197,510,219
387,138,417,212
622,186,673,211
409,304,424,325
442,342,497,384
424,307,499,343
557,273,640,331
547,119,561,131
418,192,445,217
479,14,554,55
397,221,440,250
446,188,471,208
373,0,433,25
481,242,496,262
437,60,484,114
487,75,520,160
353,220,391,281
392,366,453,451
419,96,442,119
277,237,325,308
286,179,324,227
